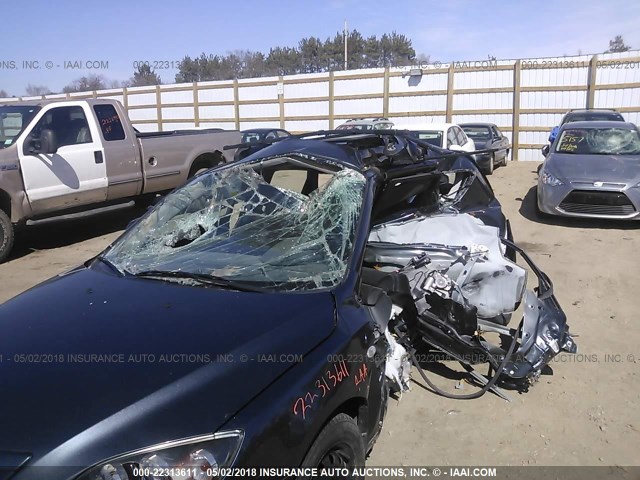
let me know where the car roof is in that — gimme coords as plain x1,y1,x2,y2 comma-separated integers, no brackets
233,130,451,172
559,121,637,130
395,123,456,131
459,123,496,128
340,118,393,125
242,128,286,133
565,109,619,114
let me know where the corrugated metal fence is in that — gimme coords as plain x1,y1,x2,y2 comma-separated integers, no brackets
4,50,640,161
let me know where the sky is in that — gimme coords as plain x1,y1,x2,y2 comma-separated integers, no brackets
1,0,639,96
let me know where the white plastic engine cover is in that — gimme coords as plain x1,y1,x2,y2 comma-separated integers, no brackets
369,213,527,319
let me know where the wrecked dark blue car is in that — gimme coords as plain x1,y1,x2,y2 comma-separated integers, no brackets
0,131,575,479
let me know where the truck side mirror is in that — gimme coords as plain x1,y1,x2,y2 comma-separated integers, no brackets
26,128,58,155
39,129,58,154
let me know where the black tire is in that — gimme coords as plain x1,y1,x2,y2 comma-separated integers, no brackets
188,154,224,179
0,209,15,263
501,150,509,166
188,165,210,178
484,154,495,175
300,413,365,478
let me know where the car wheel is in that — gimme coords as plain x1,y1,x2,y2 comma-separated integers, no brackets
301,413,365,476
484,154,495,175
502,150,509,166
0,209,15,263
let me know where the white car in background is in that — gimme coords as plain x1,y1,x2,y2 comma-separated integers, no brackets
396,123,476,153
336,117,395,130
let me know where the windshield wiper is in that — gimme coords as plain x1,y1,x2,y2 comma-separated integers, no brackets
132,270,268,293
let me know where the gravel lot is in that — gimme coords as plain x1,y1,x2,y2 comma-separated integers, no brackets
1,161,638,466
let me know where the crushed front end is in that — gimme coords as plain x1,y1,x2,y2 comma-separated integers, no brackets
366,211,576,389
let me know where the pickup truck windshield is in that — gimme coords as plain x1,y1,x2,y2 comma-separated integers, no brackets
0,106,41,148
103,159,367,291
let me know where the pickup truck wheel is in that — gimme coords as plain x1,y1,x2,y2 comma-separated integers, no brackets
301,413,365,475
0,210,15,263
188,153,224,179
188,166,210,178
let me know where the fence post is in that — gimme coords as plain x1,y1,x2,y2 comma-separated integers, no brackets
193,82,200,127
511,60,522,161
586,54,598,109
383,67,390,118
233,79,240,130
278,75,285,129
122,87,129,111
155,85,163,132
328,71,335,129
445,64,454,122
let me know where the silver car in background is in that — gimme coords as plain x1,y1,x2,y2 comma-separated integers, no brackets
537,121,640,220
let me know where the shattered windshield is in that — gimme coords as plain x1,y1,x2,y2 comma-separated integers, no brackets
103,158,367,291
555,128,640,155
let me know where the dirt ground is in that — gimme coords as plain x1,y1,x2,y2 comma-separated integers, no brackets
1,161,639,466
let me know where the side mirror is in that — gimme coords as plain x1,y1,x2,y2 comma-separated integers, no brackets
39,129,58,154
27,129,59,155
541,145,550,157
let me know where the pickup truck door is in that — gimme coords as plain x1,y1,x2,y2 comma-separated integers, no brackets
17,102,107,214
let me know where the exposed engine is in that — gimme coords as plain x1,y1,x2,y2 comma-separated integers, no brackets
366,213,577,395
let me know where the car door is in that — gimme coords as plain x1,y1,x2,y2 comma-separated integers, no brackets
455,126,475,152
491,126,508,161
17,102,107,214
446,128,458,149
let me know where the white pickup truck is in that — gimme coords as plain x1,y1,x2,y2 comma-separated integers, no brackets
0,99,242,261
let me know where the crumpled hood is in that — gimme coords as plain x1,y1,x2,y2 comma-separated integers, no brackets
0,264,336,466
548,153,640,185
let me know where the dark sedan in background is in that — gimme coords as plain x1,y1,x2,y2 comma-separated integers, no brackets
460,123,510,174
234,128,291,160
537,121,640,220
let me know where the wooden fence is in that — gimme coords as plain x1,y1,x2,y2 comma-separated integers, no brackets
5,50,640,161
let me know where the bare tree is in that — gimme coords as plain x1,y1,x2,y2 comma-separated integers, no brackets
0,89,8,98
25,84,51,96
62,75,110,93
607,35,631,53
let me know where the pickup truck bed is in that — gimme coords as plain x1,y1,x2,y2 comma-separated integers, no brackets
0,98,242,261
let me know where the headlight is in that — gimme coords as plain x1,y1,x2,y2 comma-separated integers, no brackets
535,323,561,355
540,171,563,186
76,431,243,480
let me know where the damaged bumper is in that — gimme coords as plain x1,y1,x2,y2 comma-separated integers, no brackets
499,239,577,380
